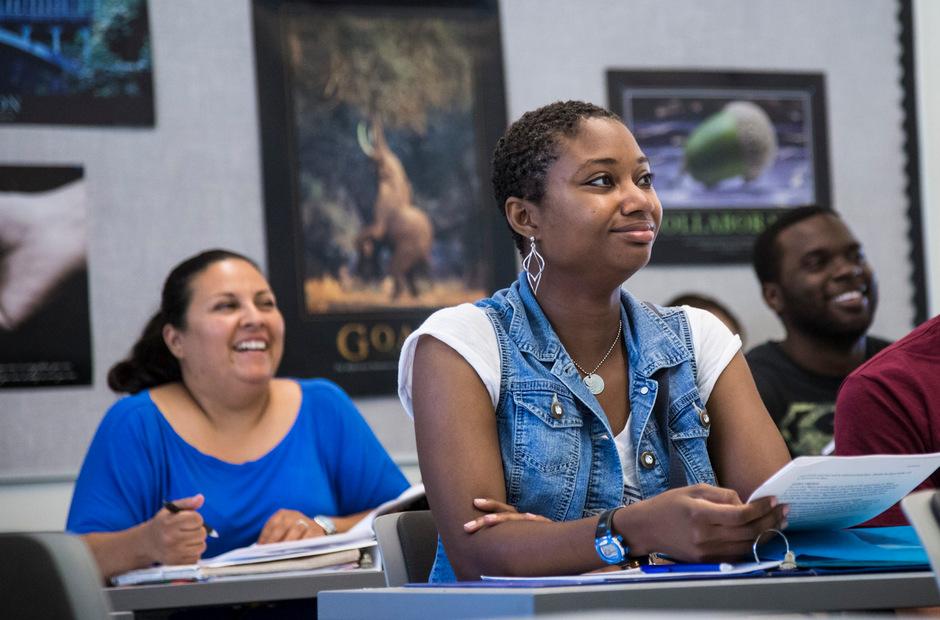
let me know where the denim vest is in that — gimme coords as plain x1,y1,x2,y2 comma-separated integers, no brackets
428,272,716,582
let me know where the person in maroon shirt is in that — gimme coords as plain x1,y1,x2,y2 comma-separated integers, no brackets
834,314,940,525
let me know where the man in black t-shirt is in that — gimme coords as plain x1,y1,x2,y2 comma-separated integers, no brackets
747,207,889,457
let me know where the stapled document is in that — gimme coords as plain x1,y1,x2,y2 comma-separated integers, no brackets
748,452,940,530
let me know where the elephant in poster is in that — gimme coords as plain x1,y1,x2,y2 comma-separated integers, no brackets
355,116,433,299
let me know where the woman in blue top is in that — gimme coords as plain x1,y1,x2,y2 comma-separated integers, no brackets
67,249,409,579
399,101,791,581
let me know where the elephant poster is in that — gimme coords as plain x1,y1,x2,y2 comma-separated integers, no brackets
254,0,514,395
608,70,831,264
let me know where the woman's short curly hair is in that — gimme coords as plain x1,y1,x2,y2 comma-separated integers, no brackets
491,100,621,253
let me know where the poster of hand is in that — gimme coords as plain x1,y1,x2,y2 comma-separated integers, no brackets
0,166,92,388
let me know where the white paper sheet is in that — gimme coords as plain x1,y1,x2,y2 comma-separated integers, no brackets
747,452,940,530
347,482,426,538
204,538,375,567
481,561,781,583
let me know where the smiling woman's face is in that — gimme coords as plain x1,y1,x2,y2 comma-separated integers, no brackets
164,258,285,389
534,117,663,284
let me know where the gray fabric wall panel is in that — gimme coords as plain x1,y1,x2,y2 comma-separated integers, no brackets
0,1,268,479
0,0,917,479
499,0,913,349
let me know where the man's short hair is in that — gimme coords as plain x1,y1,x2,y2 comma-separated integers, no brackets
752,206,838,284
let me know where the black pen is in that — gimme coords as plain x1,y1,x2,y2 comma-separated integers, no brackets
163,500,220,538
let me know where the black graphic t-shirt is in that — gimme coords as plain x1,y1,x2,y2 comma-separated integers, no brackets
745,338,890,457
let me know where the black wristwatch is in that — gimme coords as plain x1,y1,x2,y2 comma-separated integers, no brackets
594,507,628,564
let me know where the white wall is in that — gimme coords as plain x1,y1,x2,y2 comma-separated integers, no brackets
0,480,74,532
0,0,935,532
499,0,917,347
916,0,939,316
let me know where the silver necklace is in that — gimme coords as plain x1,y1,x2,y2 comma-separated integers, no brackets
571,320,622,395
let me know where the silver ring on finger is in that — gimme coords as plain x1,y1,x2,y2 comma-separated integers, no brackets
296,519,309,529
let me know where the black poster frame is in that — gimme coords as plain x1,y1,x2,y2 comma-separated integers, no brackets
608,69,832,265
252,0,513,395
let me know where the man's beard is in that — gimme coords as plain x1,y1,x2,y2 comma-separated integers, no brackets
782,291,876,348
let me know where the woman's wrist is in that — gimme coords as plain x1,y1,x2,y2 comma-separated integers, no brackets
611,502,652,558
83,526,157,580
133,520,161,566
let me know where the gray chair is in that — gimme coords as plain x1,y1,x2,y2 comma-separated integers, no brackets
902,489,940,590
373,510,438,586
0,531,111,620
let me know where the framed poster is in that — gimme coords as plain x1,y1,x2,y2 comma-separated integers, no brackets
0,165,92,388
253,0,514,395
608,70,831,264
0,0,154,126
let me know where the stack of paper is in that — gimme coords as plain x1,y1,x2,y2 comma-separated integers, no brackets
111,538,376,586
111,482,426,586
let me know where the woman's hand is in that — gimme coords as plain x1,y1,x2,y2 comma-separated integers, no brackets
618,484,788,562
463,498,550,533
258,509,327,544
143,494,208,565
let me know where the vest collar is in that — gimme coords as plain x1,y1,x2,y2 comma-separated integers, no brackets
506,271,690,378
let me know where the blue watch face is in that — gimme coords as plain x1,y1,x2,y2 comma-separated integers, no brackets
595,534,625,564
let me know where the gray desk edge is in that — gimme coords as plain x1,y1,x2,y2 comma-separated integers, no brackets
319,571,940,619
106,568,385,612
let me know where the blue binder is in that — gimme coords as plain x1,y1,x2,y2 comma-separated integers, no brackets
758,526,927,569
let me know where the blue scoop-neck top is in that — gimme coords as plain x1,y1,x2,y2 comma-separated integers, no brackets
67,378,408,557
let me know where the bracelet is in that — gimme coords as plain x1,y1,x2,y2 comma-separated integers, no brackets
313,514,337,535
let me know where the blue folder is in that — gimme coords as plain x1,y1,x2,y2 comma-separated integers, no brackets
758,526,927,568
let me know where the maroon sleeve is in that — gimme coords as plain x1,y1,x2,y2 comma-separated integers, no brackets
835,370,929,526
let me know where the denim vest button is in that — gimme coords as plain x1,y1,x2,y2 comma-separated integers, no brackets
640,451,656,468
639,386,649,395
698,408,710,428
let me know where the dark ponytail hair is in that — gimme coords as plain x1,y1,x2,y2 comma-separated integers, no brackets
107,249,260,393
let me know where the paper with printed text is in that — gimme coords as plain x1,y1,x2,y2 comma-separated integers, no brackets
748,452,940,530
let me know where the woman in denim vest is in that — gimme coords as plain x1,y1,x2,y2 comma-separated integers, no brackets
399,101,790,581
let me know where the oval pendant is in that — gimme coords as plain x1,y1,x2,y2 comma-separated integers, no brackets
583,373,605,395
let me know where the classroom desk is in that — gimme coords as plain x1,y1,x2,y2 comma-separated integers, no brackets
318,571,940,619
106,567,385,617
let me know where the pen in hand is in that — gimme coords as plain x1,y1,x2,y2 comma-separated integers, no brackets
163,500,220,539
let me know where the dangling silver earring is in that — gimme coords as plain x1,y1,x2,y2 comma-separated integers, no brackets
522,235,545,294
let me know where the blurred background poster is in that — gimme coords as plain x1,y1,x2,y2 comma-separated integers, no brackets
0,0,154,126
609,70,831,264
254,0,513,395
0,165,92,388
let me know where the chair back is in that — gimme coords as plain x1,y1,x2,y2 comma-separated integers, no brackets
374,510,438,586
0,531,111,620
902,489,940,590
